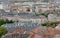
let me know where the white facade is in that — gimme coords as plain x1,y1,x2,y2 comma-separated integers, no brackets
30,18,47,23
48,14,60,22
48,14,56,22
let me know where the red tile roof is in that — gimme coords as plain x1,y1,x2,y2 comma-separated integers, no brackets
28,34,43,38
28,27,60,38
7,26,60,38
13,29,24,33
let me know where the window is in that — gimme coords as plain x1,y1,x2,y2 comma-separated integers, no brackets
38,9,42,13
32,9,35,12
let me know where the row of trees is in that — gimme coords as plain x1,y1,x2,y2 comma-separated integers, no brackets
35,12,60,17
0,19,14,26
0,19,14,38
35,13,48,17
42,21,60,27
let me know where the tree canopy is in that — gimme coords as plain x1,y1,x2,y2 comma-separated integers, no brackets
0,19,14,26
0,26,7,38
0,19,14,38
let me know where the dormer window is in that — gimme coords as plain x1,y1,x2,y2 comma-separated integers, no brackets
26,8,30,12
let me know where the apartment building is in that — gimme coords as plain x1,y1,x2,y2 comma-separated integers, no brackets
32,2,49,13
7,2,60,14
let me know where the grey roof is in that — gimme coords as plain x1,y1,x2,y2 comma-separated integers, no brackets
18,13,41,19
44,9,60,13
2,21,41,32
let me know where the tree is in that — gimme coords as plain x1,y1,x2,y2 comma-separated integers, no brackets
41,13,48,17
0,19,5,26
5,19,14,23
0,26,7,38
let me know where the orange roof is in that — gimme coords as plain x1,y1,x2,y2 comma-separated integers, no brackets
29,27,41,34
54,29,60,34
28,34,43,38
28,27,60,38
12,27,25,33
7,26,60,38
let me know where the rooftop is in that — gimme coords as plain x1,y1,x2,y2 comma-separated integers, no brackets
2,26,60,38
